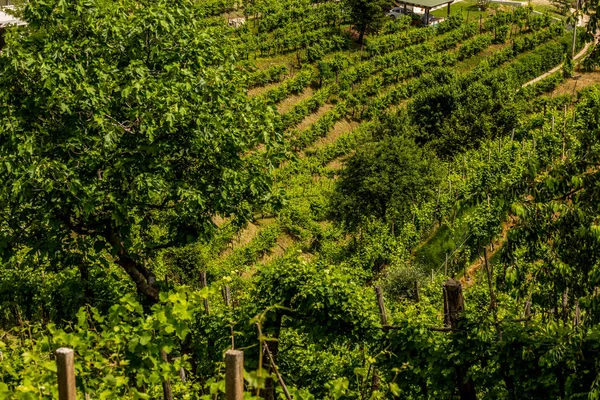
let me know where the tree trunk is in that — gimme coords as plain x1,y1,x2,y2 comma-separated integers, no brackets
443,279,477,400
111,235,160,303
77,262,93,304
358,25,366,45
456,366,477,400
264,311,283,400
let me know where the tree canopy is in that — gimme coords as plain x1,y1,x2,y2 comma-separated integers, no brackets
344,0,389,44
331,135,442,230
0,0,282,302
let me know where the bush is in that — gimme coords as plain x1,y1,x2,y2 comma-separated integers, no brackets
382,265,427,301
331,135,442,230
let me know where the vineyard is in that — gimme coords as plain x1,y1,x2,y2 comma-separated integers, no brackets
1,0,600,398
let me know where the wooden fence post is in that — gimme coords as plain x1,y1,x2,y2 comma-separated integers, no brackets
562,288,569,325
523,294,531,325
225,350,244,400
444,253,448,276
483,248,502,341
223,285,231,307
179,364,187,383
256,324,292,400
573,300,581,326
56,348,76,400
161,349,173,400
200,271,210,315
443,279,464,329
414,281,420,303
374,286,388,326
563,104,567,159
442,280,477,400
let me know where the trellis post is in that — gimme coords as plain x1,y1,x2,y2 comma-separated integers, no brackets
200,271,210,315
56,348,76,400
374,286,388,326
225,350,244,400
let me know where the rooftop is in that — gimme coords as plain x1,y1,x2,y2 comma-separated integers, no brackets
395,0,454,8
0,6,25,28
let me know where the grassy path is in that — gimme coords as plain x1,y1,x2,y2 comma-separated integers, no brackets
522,35,596,87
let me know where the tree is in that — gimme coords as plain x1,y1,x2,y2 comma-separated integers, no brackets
344,0,389,44
409,71,521,157
0,0,282,303
477,0,491,11
331,135,442,230
563,51,574,78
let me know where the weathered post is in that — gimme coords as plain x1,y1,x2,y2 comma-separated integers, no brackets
445,253,448,276
573,300,581,326
443,279,464,329
223,285,231,307
179,365,187,383
371,367,380,395
56,348,76,400
414,280,420,303
225,350,244,400
161,350,173,400
374,286,388,326
256,324,292,400
572,0,579,58
563,104,567,159
483,248,502,341
200,271,210,315
562,288,569,325
523,293,532,326
442,280,477,400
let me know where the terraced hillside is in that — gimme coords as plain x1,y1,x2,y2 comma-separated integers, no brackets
2,0,600,398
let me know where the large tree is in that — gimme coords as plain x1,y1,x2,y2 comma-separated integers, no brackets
344,0,389,44
0,0,282,303
331,135,442,230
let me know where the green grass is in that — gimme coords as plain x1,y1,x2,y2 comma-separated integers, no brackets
413,206,476,272
431,0,506,19
532,4,568,20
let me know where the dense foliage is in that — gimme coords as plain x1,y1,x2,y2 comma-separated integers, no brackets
332,134,442,230
1,0,599,398
0,0,282,304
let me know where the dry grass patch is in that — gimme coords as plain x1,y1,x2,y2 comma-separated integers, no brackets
454,42,511,73
326,157,345,171
259,233,296,265
308,118,360,151
219,218,276,258
551,71,600,98
248,80,285,98
294,103,334,132
277,87,315,114
460,216,516,288
253,53,296,70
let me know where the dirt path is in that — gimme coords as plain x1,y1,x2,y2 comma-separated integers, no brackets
522,29,597,88
550,70,600,97
460,216,516,288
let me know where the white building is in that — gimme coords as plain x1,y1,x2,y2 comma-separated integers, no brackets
0,5,26,48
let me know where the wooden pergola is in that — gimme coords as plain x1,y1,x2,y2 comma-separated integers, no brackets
395,0,455,25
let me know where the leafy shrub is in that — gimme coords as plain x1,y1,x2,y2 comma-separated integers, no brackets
382,265,427,301
331,135,442,230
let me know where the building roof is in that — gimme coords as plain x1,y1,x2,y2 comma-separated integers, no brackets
0,7,26,28
396,0,454,8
